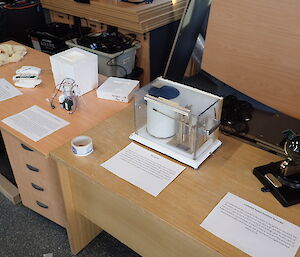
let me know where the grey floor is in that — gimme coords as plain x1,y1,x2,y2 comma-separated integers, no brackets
0,192,141,257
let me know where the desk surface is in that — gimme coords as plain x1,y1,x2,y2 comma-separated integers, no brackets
51,105,300,257
0,41,129,156
41,0,187,33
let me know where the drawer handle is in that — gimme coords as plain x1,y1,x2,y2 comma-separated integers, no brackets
58,14,65,18
36,201,48,209
26,164,39,172
21,143,33,152
31,183,44,191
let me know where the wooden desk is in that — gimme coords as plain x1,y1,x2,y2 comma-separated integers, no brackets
51,105,300,256
0,42,129,227
40,0,187,84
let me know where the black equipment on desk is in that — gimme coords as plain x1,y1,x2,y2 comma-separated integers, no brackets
253,129,300,207
0,0,45,46
76,29,136,54
27,22,91,55
221,95,254,135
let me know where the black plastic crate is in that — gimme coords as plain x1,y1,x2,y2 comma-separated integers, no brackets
27,22,91,55
0,1,45,45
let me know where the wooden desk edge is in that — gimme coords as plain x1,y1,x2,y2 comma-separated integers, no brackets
53,156,225,257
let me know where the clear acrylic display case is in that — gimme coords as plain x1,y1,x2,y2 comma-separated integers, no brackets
130,77,223,169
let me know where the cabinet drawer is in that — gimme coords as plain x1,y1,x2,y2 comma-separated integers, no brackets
3,132,58,182
50,10,74,25
23,175,62,204
20,145,58,182
21,188,66,227
86,20,103,32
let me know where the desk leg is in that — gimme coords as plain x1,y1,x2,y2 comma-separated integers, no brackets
136,32,150,85
56,161,102,254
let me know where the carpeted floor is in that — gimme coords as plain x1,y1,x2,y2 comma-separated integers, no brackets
0,191,141,257
0,142,140,257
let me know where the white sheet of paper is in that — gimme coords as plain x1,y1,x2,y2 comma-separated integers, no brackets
101,142,185,196
200,192,300,257
0,78,22,101
2,105,70,142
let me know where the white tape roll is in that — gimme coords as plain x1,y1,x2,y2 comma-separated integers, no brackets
71,136,93,156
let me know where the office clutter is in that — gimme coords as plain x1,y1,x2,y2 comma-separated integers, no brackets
96,77,139,102
13,66,41,88
0,44,27,66
130,77,223,169
58,78,78,113
27,22,91,55
47,78,79,114
220,95,254,135
50,47,98,96
65,29,139,77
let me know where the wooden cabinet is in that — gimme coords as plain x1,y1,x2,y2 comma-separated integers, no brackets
0,42,129,228
47,8,181,85
50,10,151,84
1,130,66,227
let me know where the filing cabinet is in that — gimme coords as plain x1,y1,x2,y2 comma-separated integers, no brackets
0,42,130,230
1,130,66,227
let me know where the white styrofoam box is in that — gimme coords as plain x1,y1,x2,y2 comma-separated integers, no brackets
66,39,139,77
96,77,140,102
50,47,98,96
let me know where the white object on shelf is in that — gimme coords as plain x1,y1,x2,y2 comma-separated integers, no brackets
50,47,98,96
65,39,139,77
96,77,139,102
